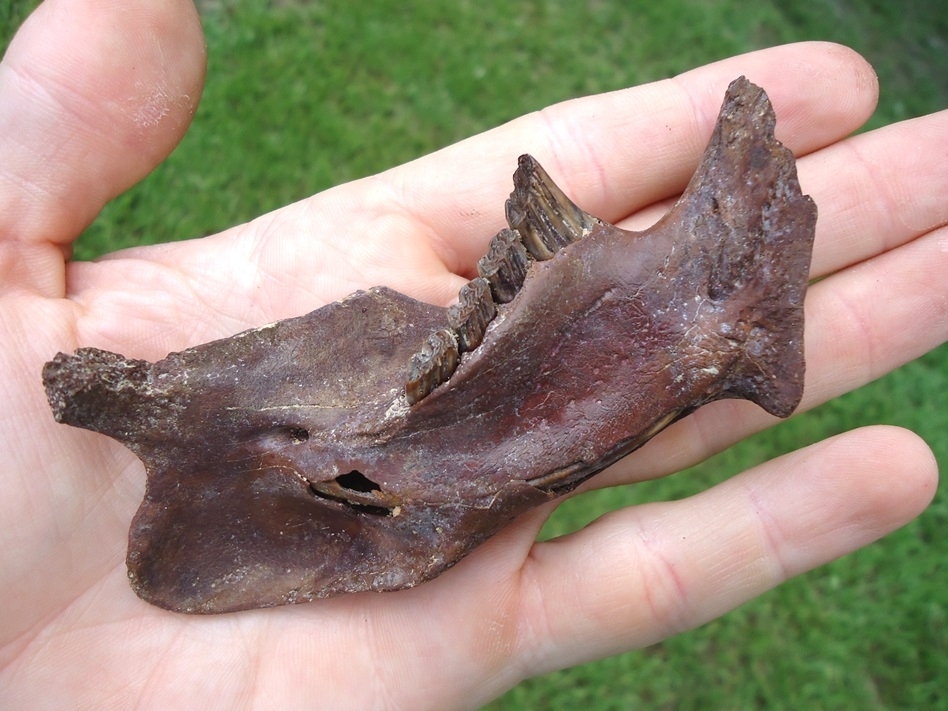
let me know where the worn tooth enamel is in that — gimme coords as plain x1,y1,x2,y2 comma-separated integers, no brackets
505,198,555,260
447,277,496,353
477,228,530,303
430,329,459,388
505,154,602,259
525,155,603,238
405,328,459,404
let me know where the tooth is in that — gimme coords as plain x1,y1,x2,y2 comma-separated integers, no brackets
506,154,602,260
405,328,459,404
447,277,496,353
506,198,556,260
477,228,530,303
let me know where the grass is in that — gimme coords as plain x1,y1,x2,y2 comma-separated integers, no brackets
510,346,948,710
4,0,947,708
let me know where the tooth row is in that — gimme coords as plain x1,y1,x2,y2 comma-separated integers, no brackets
405,329,459,405
477,229,529,304
402,226,533,404
405,228,529,403
405,155,599,405
447,277,496,353
405,229,530,405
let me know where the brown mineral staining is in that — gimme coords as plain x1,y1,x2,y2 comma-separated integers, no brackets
476,228,530,303
447,277,495,354
405,327,460,404
42,77,816,613
506,154,603,260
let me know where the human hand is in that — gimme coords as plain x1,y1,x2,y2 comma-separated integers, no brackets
1,1,944,709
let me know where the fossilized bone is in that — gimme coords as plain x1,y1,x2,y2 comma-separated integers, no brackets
43,77,817,613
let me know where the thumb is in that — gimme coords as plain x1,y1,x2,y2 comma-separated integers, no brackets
0,0,205,279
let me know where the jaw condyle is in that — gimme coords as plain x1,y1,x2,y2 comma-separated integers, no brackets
43,77,816,614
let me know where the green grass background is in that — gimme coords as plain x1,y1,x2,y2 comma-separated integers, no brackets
3,0,946,708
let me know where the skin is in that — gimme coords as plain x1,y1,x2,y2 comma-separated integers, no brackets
0,1,945,708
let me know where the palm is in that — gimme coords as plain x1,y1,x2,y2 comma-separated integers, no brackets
2,2,945,709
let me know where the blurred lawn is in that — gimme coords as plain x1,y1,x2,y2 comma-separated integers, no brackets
4,0,946,708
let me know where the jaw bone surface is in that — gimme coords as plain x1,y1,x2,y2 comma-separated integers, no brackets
42,77,816,613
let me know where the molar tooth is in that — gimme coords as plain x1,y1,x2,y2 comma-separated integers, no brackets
506,198,556,260
506,154,602,260
447,277,496,353
405,329,459,404
477,228,529,303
